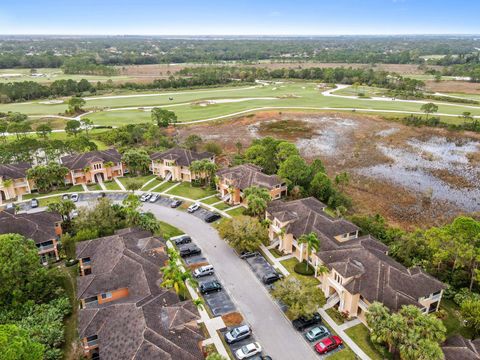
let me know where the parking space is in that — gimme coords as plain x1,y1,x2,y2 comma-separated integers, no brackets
244,253,280,289
297,324,346,358
219,327,263,359
198,274,236,316
191,207,218,221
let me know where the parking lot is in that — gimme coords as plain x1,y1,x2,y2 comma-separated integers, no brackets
245,253,282,289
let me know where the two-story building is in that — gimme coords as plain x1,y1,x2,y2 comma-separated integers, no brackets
266,197,445,325
0,162,35,204
75,228,205,359
61,148,124,185
442,335,480,360
216,163,288,205
150,148,214,182
0,209,63,264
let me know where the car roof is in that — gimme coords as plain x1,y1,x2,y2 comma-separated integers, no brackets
322,337,333,345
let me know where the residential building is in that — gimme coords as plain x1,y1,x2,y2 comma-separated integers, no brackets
0,209,63,264
216,163,287,205
0,162,34,204
150,148,214,182
266,197,445,324
442,335,480,360
61,148,125,185
76,228,205,359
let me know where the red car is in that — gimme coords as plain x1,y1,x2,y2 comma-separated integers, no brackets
314,335,343,354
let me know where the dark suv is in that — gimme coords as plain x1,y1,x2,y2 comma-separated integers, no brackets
262,272,282,285
199,280,222,294
172,235,192,245
292,312,322,331
179,244,201,257
205,213,221,223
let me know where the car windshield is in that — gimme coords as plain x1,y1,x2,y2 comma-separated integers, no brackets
318,342,326,349
231,328,240,337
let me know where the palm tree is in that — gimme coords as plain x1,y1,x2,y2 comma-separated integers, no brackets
298,232,320,271
244,186,271,217
192,298,204,310
315,264,329,278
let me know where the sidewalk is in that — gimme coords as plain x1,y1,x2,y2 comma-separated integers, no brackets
260,244,290,276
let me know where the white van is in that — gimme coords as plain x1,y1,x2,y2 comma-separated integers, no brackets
193,265,214,278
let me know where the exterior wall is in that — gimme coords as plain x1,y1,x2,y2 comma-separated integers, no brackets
37,238,60,264
97,288,129,305
66,162,124,185
151,161,194,182
418,290,443,313
217,178,287,206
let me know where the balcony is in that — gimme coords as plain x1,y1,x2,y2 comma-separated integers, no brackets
37,243,55,253
358,298,369,311
327,277,344,294
73,171,85,177
14,181,29,187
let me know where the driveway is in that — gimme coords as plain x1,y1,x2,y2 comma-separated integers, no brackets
142,203,317,360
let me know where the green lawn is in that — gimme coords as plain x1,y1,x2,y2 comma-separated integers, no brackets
166,182,217,200
345,324,392,360
441,298,475,338
280,258,321,288
200,195,221,205
142,177,163,191
119,174,156,188
325,308,346,325
38,196,61,207
22,185,84,200
103,180,121,191
224,206,246,217
213,202,231,211
87,183,102,191
57,266,79,360
153,180,178,193
158,221,184,240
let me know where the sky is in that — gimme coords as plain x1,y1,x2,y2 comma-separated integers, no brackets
1,0,479,36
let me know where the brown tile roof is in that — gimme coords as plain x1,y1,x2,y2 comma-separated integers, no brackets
0,162,31,180
150,148,213,167
0,210,61,245
217,163,285,190
442,335,480,360
61,148,122,170
76,228,204,360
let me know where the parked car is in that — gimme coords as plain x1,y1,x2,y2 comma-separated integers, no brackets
140,193,151,202
224,325,252,344
239,251,259,259
187,203,200,213
199,280,222,294
172,235,192,245
97,192,106,199
62,194,69,200
179,244,201,257
149,193,159,203
205,213,221,223
305,325,330,342
170,199,182,208
235,342,262,359
193,264,214,278
314,335,343,355
250,356,272,360
262,271,282,285
70,193,79,202
292,312,322,331
30,198,39,208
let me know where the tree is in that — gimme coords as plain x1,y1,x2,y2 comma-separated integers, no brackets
461,298,480,337
151,108,177,127
73,197,122,237
0,324,44,360
26,162,68,193
161,248,197,300
334,171,350,192
7,121,31,139
243,186,271,217
204,142,222,156
276,141,299,164
122,149,151,175
124,178,144,192
64,119,82,137
272,276,325,319
48,199,76,224
309,172,333,203
183,134,202,151
81,117,93,137
190,159,218,186
298,232,320,270
420,102,438,121
277,155,311,188
36,123,52,140
0,120,7,143
67,96,85,114
206,353,228,360
0,234,52,309
218,216,268,252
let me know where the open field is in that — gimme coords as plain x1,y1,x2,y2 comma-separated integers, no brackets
4,82,480,130
425,80,480,94
0,67,132,83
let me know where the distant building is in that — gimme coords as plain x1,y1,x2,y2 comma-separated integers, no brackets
266,197,445,324
0,209,63,264
150,148,214,182
61,149,125,185
0,162,34,204
76,228,205,359
442,335,480,360
216,163,287,205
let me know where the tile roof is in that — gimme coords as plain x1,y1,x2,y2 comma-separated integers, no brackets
0,162,31,180
150,148,213,167
0,210,61,244
217,163,284,190
61,148,122,170
76,228,204,360
442,335,480,360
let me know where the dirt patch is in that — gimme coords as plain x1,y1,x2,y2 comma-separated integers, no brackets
222,312,244,327
257,119,314,139
425,80,480,94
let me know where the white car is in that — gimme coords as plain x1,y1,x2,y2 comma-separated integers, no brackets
71,193,79,202
187,203,200,213
149,193,159,203
235,342,262,359
140,193,151,202
193,265,214,278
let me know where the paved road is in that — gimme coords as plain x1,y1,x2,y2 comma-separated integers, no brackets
143,203,318,360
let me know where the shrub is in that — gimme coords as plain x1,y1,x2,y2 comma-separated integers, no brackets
294,261,315,276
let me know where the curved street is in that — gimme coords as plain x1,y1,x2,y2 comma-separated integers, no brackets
142,202,318,360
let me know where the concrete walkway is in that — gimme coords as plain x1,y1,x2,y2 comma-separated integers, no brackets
339,318,362,331
141,176,157,190
162,182,181,194
114,177,126,191
319,308,371,360
98,181,107,191
148,178,169,192
81,183,88,192
260,244,290,276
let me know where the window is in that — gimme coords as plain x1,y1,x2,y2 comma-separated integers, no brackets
101,292,112,299
274,193,281,199
334,272,343,284
93,163,102,170
432,290,442,297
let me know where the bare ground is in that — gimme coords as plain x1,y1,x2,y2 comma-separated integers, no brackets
177,111,480,229
425,80,480,94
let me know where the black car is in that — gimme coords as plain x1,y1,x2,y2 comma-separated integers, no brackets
262,272,282,285
199,280,222,294
173,235,192,245
204,213,221,223
170,199,182,208
62,194,70,200
179,244,201,257
30,198,39,208
292,312,322,331
239,251,259,259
